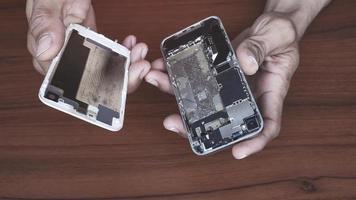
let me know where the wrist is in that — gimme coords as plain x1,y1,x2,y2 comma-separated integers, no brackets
264,0,331,40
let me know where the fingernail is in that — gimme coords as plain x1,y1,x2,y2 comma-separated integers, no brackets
235,154,248,160
167,127,179,133
140,47,148,59
248,55,258,67
130,36,136,48
36,33,52,57
146,79,158,87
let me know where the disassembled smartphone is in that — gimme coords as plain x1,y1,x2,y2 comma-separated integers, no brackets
39,24,130,131
161,16,264,155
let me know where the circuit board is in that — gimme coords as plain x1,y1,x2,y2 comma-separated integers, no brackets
162,17,263,155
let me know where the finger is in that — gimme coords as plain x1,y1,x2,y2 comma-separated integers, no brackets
27,0,65,62
130,42,148,63
26,0,34,21
122,35,137,50
235,13,297,75
27,29,36,56
231,28,250,48
32,58,45,75
151,58,166,71
28,31,53,74
33,56,53,75
232,118,279,159
236,45,260,76
163,114,187,138
82,5,97,31
253,47,299,102
232,91,283,159
62,0,92,27
128,60,151,94
145,70,173,94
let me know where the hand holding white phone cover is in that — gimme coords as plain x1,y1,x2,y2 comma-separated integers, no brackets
39,24,130,131
161,17,264,155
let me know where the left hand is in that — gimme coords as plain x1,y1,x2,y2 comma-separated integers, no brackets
26,0,150,93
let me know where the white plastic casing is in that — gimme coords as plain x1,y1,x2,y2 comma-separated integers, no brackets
38,24,130,132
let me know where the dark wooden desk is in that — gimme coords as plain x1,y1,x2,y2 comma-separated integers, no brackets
1,0,356,199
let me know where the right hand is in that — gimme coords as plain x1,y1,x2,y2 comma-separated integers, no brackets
26,0,150,93
145,13,300,159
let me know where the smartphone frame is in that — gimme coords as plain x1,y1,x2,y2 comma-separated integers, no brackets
161,16,264,155
38,24,130,132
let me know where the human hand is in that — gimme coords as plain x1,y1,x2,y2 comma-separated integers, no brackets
145,13,299,158
229,13,299,159
26,0,150,93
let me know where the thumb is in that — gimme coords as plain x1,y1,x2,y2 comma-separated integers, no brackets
163,114,187,138
27,0,65,62
235,13,297,75
62,0,96,30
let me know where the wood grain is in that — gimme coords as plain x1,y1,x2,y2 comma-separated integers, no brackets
0,0,356,199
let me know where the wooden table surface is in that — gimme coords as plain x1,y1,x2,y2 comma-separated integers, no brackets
1,0,356,199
